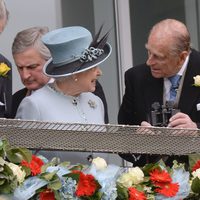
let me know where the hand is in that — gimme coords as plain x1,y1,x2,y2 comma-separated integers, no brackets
141,121,152,127
168,112,197,129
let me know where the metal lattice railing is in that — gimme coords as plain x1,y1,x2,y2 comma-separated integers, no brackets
0,118,200,155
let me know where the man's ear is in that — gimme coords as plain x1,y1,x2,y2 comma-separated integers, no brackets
179,51,188,65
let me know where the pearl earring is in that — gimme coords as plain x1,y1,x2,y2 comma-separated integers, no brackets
74,78,78,82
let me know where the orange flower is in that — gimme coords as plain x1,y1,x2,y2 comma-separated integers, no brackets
21,155,44,176
155,182,179,197
192,160,200,172
39,189,55,200
128,187,147,200
150,169,172,184
74,170,98,197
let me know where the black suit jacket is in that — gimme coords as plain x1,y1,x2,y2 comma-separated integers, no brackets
11,80,109,123
119,49,200,126
118,49,200,166
0,54,12,118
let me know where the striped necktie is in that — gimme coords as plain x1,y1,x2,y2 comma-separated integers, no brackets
168,75,181,101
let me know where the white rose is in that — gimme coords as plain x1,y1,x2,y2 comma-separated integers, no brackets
92,157,107,170
7,162,26,184
193,75,200,86
192,168,200,179
117,173,133,188
128,167,144,184
117,167,144,188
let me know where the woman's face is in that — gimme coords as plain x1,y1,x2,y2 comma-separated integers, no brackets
76,66,102,92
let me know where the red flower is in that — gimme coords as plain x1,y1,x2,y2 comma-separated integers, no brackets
74,171,98,197
192,160,200,172
39,189,55,200
21,155,44,176
128,187,147,200
155,182,179,197
150,169,172,184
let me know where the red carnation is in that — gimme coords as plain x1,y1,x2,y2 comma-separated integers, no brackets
192,160,200,172
75,171,98,197
155,182,179,197
21,155,44,176
150,169,172,184
128,187,147,200
39,189,55,200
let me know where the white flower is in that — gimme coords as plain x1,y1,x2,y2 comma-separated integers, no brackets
192,168,200,179
128,167,144,184
92,157,107,170
7,162,26,184
193,75,200,86
117,167,144,188
117,172,133,187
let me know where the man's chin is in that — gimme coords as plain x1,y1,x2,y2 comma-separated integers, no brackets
26,85,40,91
151,72,162,78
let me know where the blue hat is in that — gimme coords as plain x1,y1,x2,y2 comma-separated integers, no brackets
42,26,111,78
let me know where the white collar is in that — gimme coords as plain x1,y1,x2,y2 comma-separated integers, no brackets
177,54,189,76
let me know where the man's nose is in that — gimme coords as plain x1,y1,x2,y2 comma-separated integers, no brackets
146,54,155,66
21,69,30,79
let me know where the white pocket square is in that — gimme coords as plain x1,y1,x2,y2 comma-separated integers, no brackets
0,101,5,106
196,103,200,111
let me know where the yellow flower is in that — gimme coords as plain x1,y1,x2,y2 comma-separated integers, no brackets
193,75,200,87
0,62,11,77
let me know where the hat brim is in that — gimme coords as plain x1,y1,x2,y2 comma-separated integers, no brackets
43,43,112,78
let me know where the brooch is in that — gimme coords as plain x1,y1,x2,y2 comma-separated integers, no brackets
88,99,97,108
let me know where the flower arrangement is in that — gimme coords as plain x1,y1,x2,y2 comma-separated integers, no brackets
1,139,200,200
0,63,11,77
193,75,200,87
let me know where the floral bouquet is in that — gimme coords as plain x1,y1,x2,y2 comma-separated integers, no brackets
1,139,200,200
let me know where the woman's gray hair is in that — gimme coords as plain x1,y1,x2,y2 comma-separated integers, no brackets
12,26,51,61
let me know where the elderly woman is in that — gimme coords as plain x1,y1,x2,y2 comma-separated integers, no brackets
15,26,112,164
16,26,111,123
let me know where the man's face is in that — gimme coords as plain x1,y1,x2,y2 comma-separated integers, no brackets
145,33,183,78
13,47,50,90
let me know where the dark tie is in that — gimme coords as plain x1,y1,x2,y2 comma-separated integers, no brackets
168,75,181,101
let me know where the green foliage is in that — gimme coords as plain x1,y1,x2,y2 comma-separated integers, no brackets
191,177,200,194
0,139,32,194
116,184,129,200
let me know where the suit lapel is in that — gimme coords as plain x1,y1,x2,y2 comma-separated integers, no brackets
179,50,200,114
144,75,163,110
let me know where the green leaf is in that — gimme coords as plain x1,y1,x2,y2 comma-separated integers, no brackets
189,154,200,171
6,148,32,163
191,177,200,193
64,172,80,182
40,171,58,181
48,176,62,190
116,184,128,200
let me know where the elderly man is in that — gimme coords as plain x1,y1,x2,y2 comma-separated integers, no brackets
11,26,108,123
0,0,12,118
118,19,200,166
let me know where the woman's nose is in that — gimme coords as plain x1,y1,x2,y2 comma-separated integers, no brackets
96,67,102,76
